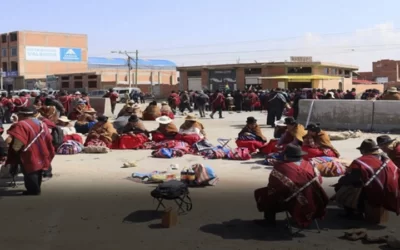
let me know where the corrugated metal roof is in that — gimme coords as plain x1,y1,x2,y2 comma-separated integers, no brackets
88,57,176,68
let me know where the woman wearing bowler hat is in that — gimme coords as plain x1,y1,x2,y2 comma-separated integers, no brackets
236,117,268,154
376,135,400,167
333,139,400,218
254,144,329,227
302,123,340,160
276,117,307,148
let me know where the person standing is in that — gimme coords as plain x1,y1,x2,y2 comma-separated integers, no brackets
103,88,119,115
196,90,209,118
266,88,288,127
6,107,55,195
210,89,225,119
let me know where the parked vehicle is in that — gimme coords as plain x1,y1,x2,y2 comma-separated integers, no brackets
113,87,141,103
88,89,108,98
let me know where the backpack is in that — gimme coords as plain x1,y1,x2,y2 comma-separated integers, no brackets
51,126,64,149
150,180,189,199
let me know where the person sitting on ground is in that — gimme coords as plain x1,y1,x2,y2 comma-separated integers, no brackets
68,100,88,120
151,116,178,142
332,139,400,219
376,135,400,167
276,117,307,148
33,99,42,110
74,108,97,134
262,119,288,155
84,115,118,148
236,116,267,154
176,114,205,145
113,107,134,133
302,123,340,160
142,101,161,120
160,101,175,119
113,115,150,149
57,116,83,144
380,87,400,100
117,100,136,118
254,144,329,227
131,104,143,119
0,123,8,165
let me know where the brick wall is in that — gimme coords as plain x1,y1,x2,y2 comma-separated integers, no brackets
236,68,245,90
372,60,399,82
201,69,209,89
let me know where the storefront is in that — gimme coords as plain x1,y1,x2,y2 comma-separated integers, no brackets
209,69,236,91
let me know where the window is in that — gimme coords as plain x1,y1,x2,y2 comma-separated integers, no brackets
287,67,312,74
344,70,351,78
1,34,6,43
61,76,69,81
10,47,17,57
187,71,201,77
244,68,262,75
88,75,97,79
1,48,6,57
2,62,7,72
61,82,70,88
74,76,83,80
331,68,337,75
323,68,329,74
88,80,97,88
338,69,343,75
9,33,17,42
10,62,18,71
74,81,83,88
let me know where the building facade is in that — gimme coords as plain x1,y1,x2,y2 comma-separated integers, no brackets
0,30,88,90
54,57,177,95
358,59,400,84
177,58,358,92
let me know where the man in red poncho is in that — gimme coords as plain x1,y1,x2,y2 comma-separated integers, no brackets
58,90,72,115
168,91,180,114
13,91,30,113
210,89,225,119
6,107,55,195
254,144,329,227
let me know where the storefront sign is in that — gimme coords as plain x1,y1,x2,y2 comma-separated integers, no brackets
209,69,236,91
25,46,82,62
290,56,313,63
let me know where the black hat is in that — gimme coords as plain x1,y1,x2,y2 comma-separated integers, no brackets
18,107,36,115
306,123,321,133
284,117,297,125
97,115,108,122
129,115,139,123
283,144,307,158
357,139,379,151
376,135,396,146
246,117,257,124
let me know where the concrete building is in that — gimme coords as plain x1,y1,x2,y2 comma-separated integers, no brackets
54,57,177,95
0,30,88,90
358,59,400,84
177,57,359,91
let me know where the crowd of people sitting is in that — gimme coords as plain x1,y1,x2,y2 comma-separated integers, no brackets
1,87,400,230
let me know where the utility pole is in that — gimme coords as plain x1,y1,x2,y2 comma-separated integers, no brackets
0,68,3,90
111,50,138,89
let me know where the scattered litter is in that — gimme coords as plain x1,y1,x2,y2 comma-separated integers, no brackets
122,162,138,168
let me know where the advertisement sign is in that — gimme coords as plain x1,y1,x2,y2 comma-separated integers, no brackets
1,71,18,77
209,69,236,91
290,56,313,63
25,46,82,62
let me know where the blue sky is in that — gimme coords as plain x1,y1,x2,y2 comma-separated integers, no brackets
1,0,400,70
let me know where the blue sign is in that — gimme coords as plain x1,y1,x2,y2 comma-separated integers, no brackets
60,48,82,62
1,71,18,77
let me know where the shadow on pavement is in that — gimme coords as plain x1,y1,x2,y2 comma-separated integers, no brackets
122,210,163,224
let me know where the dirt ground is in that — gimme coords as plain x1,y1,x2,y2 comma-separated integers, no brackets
0,106,399,250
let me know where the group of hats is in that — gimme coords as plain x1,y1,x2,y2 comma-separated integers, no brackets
156,114,197,124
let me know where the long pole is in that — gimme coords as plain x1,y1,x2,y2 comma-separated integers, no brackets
0,68,3,90
126,51,132,89
135,50,138,86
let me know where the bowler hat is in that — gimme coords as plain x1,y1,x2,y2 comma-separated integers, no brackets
306,123,321,132
283,144,307,158
376,135,396,146
356,139,379,151
18,107,36,115
284,117,297,125
246,117,257,124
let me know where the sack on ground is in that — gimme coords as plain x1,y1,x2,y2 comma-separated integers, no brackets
57,140,84,155
83,146,110,153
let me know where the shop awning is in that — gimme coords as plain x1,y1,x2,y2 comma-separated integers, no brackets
258,75,342,80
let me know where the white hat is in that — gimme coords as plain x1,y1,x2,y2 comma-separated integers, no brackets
274,119,287,127
155,116,172,124
327,92,335,99
388,87,398,93
58,116,71,123
75,91,81,95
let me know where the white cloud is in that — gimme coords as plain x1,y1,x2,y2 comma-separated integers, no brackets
152,22,400,71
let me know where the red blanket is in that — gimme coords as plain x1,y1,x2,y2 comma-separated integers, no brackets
302,146,337,160
236,140,264,154
113,134,149,149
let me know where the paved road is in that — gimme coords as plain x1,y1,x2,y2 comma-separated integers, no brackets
0,111,399,250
